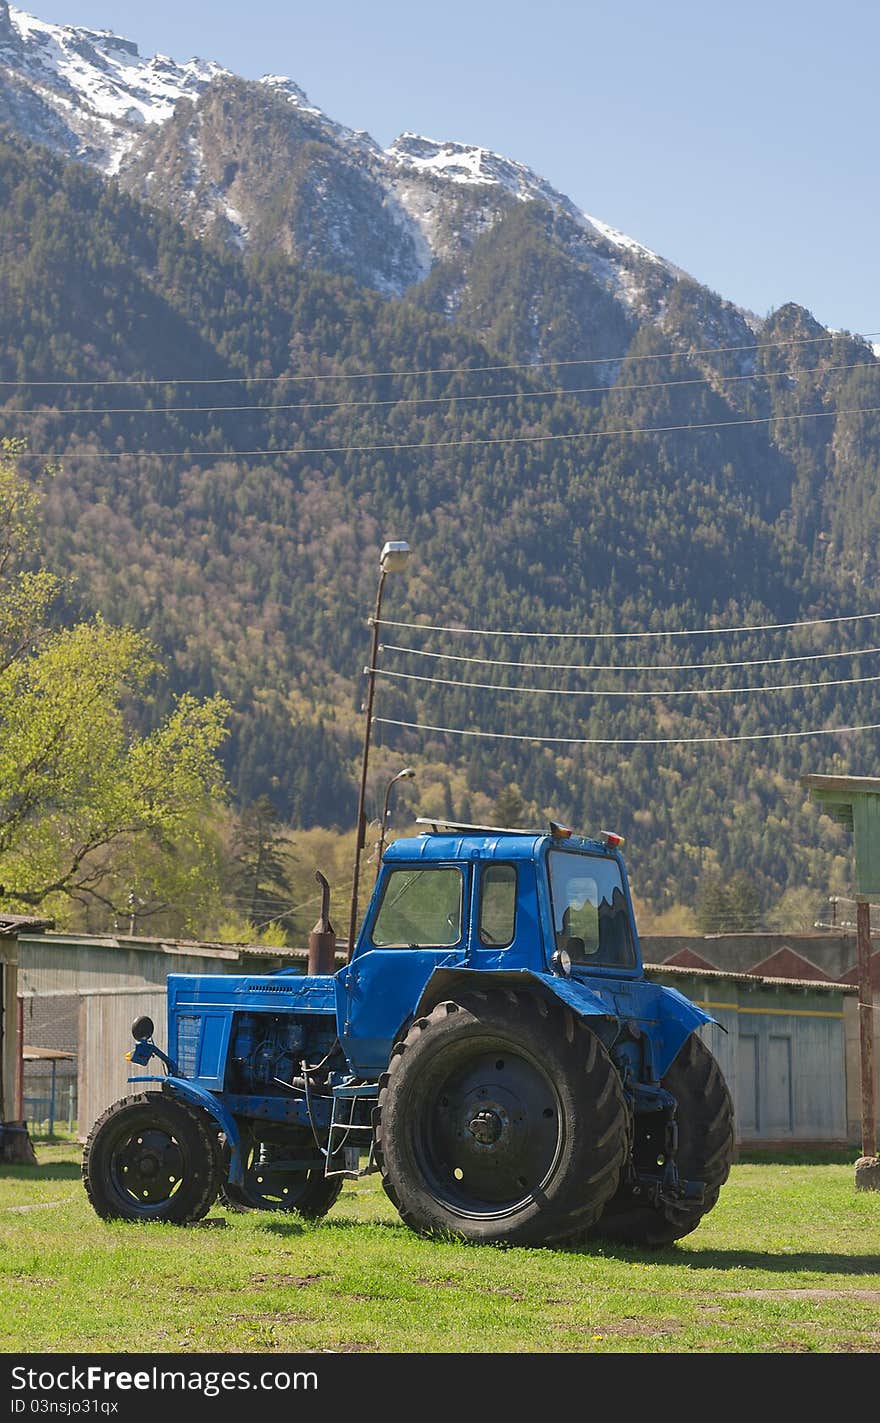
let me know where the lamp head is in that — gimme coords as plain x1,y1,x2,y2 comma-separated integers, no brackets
380,540,411,573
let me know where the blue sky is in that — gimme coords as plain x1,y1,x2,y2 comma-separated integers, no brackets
23,0,880,336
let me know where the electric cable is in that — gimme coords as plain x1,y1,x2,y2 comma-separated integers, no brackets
3,356,875,418
373,666,880,699
250,891,323,931
379,642,880,674
11,398,880,459
0,329,876,388
373,716,880,747
378,608,880,641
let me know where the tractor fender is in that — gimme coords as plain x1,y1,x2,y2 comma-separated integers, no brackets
162,1076,247,1189
411,968,718,1079
641,984,719,1080
412,967,620,1052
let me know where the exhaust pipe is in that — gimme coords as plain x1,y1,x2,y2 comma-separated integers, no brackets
308,870,337,975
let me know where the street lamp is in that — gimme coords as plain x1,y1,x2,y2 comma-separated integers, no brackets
346,540,411,959
376,768,416,880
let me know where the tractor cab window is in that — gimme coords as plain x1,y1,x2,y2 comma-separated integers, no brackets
547,851,635,969
478,863,517,946
371,867,463,948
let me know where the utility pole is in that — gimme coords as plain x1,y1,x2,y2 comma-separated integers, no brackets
856,897,877,1159
802,774,880,1189
346,542,411,959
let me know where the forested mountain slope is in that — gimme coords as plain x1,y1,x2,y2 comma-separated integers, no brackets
0,127,877,921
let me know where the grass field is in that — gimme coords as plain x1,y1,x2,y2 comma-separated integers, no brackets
1,1139,879,1354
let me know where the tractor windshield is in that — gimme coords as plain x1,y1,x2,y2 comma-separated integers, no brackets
547,851,635,969
371,867,463,948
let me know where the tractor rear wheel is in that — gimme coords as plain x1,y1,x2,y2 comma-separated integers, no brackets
375,992,627,1246
82,1091,222,1224
592,1032,735,1247
221,1131,344,1218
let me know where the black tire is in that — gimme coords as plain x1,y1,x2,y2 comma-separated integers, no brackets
593,1032,735,1247
82,1091,222,1224
375,992,627,1246
221,1130,344,1218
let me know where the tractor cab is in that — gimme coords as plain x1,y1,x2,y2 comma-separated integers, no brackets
355,818,641,977
339,820,644,1079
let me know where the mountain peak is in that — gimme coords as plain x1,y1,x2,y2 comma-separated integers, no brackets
259,73,314,108
1,4,690,317
386,130,564,205
1,5,228,170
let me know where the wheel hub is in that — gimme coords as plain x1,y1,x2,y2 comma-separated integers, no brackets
115,1128,183,1203
467,1108,504,1144
422,1047,562,1211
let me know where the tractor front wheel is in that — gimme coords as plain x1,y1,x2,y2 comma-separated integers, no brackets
82,1091,222,1224
375,992,627,1246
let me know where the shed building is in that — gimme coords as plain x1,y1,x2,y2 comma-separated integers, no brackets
646,963,856,1148
1,929,859,1149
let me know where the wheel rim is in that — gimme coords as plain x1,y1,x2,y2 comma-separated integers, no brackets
414,1037,564,1219
241,1141,318,1210
107,1118,188,1213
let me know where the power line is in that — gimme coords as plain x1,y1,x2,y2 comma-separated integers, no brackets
11,398,880,460
250,891,323,932
3,356,876,419
0,329,876,390
374,666,880,699
379,641,880,673
373,716,880,747
379,609,880,642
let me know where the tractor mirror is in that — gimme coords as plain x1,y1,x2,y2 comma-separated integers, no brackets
131,1015,154,1041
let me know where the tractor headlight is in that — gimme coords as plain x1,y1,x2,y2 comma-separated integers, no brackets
551,948,572,977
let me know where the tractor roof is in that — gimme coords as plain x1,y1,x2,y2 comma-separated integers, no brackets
383,819,618,863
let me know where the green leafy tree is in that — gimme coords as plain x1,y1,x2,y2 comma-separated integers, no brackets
0,449,230,921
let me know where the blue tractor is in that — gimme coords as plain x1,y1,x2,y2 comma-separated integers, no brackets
82,820,734,1248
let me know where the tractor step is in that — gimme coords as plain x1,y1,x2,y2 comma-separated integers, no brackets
324,1082,379,1179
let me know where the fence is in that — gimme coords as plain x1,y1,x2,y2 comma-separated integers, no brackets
23,1081,77,1136
77,986,167,1139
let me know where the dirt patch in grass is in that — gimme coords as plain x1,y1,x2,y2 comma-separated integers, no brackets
560,1318,684,1339
250,1273,324,1288
600,1318,684,1338
723,1289,880,1301
3,1200,70,1212
230,1312,313,1324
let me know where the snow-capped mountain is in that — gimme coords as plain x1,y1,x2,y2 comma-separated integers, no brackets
0,1,230,170
0,2,755,359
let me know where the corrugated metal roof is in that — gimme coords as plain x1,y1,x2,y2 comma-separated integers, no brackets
19,932,244,960
0,916,54,937
645,961,857,993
